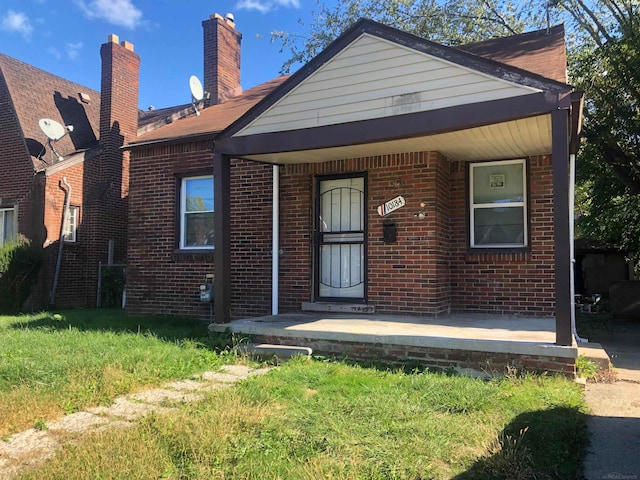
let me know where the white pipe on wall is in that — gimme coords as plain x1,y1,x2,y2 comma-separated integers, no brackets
272,165,279,315
570,153,588,343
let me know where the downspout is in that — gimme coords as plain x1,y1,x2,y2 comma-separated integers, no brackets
50,177,71,306
272,165,279,315
570,153,588,343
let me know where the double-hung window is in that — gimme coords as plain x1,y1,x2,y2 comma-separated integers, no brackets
0,207,16,247
180,176,214,249
63,206,79,242
470,159,527,248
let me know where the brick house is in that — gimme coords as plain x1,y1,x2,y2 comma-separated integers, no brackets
0,34,164,308
127,15,583,354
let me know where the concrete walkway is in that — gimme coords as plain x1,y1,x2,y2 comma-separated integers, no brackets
0,364,271,479
582,320,640,480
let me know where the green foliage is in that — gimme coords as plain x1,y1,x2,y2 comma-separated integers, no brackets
576,354,599,379
19,359,588,479
0,309,236,436
563,0,640,258
271,0,547,74
0,235,42,314
99,265,125,308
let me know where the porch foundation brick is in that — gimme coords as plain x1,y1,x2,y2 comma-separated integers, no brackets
245,334,576,377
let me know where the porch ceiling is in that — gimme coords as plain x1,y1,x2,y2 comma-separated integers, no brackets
239,114,551,164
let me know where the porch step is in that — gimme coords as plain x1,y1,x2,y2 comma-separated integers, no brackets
302,302,375,314
236,343,313,360
578,342,612,371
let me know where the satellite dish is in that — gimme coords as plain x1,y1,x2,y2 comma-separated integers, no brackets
189,75,207,116
189,75,204,102
38,118,67,141
38,118,72,162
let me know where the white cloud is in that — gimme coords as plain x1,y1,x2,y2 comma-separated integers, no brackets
236,0,300,14
1,10,34,39
47,47,61,59
274,0,300,7
66,41,83,60
236,0,272,14
75,0,142,29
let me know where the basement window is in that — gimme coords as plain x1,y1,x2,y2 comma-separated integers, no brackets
180,176,214,249
469,159,527,248
0,206,16,247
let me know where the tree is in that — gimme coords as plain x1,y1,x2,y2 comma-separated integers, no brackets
558,0,640,255
271,0,546,74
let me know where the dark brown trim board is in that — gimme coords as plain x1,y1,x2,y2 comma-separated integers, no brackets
552,108,572,346
218,92,569,158
213,151,231,323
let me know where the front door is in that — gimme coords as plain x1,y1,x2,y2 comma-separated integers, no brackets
315,174,366,301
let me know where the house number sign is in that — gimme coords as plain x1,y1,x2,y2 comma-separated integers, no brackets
377,195,406,216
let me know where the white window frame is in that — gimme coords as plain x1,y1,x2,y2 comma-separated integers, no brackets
469,159,528,248
0,206,17,247
63,206,79,243
180,175,214,250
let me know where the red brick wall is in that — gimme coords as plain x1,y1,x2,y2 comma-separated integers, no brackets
278,153,556,317
280,152,453,315
449,155,555,315
41,162,95,307
249,334,575,377
0,70,39,244
202,15,241,106
126,141,272,320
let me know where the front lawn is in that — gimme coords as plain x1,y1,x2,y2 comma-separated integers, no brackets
0,310,231,437
17,358,588,480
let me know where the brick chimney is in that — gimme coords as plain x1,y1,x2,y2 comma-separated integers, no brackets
99,34,140,147
94,34,139,271
202,13,242,106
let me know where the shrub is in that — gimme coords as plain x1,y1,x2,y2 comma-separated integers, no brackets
0,235,43,313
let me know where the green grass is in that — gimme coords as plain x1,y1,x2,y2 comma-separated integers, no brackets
0,309,235,436
18,357,589,480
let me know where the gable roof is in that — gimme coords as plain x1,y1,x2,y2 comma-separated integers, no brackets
220,19,570,145
0,53,102,170
457,24,567,83
127,19,570,150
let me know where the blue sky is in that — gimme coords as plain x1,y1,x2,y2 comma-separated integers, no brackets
0,0,327,109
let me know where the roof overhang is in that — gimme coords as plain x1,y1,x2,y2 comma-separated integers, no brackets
217,90,575,164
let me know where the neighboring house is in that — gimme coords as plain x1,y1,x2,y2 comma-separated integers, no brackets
126,16,583,350
0,35,146,308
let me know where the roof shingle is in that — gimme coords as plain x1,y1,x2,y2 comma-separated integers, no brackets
0,53,102,169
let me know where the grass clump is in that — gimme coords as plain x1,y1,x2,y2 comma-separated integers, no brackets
0,309,235,436
19,358,588,480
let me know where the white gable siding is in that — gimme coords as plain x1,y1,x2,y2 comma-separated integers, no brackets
235,34,540,137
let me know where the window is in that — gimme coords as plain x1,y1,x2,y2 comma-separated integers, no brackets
469,159,527,248
63,206,79,242
0,207,16,246
180,176,214,249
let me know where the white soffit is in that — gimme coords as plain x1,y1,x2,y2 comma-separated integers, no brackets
243,115,552,164
235,33,541,137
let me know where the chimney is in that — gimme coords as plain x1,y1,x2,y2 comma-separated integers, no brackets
202,13,242,106
99,34,140,148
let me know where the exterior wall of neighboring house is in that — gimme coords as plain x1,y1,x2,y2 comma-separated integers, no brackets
0,34,137,310
41,161,90,307
0,71,39,247
276,152,556,317
126,142,272,319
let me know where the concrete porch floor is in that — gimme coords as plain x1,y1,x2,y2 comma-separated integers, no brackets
209,313,578,373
